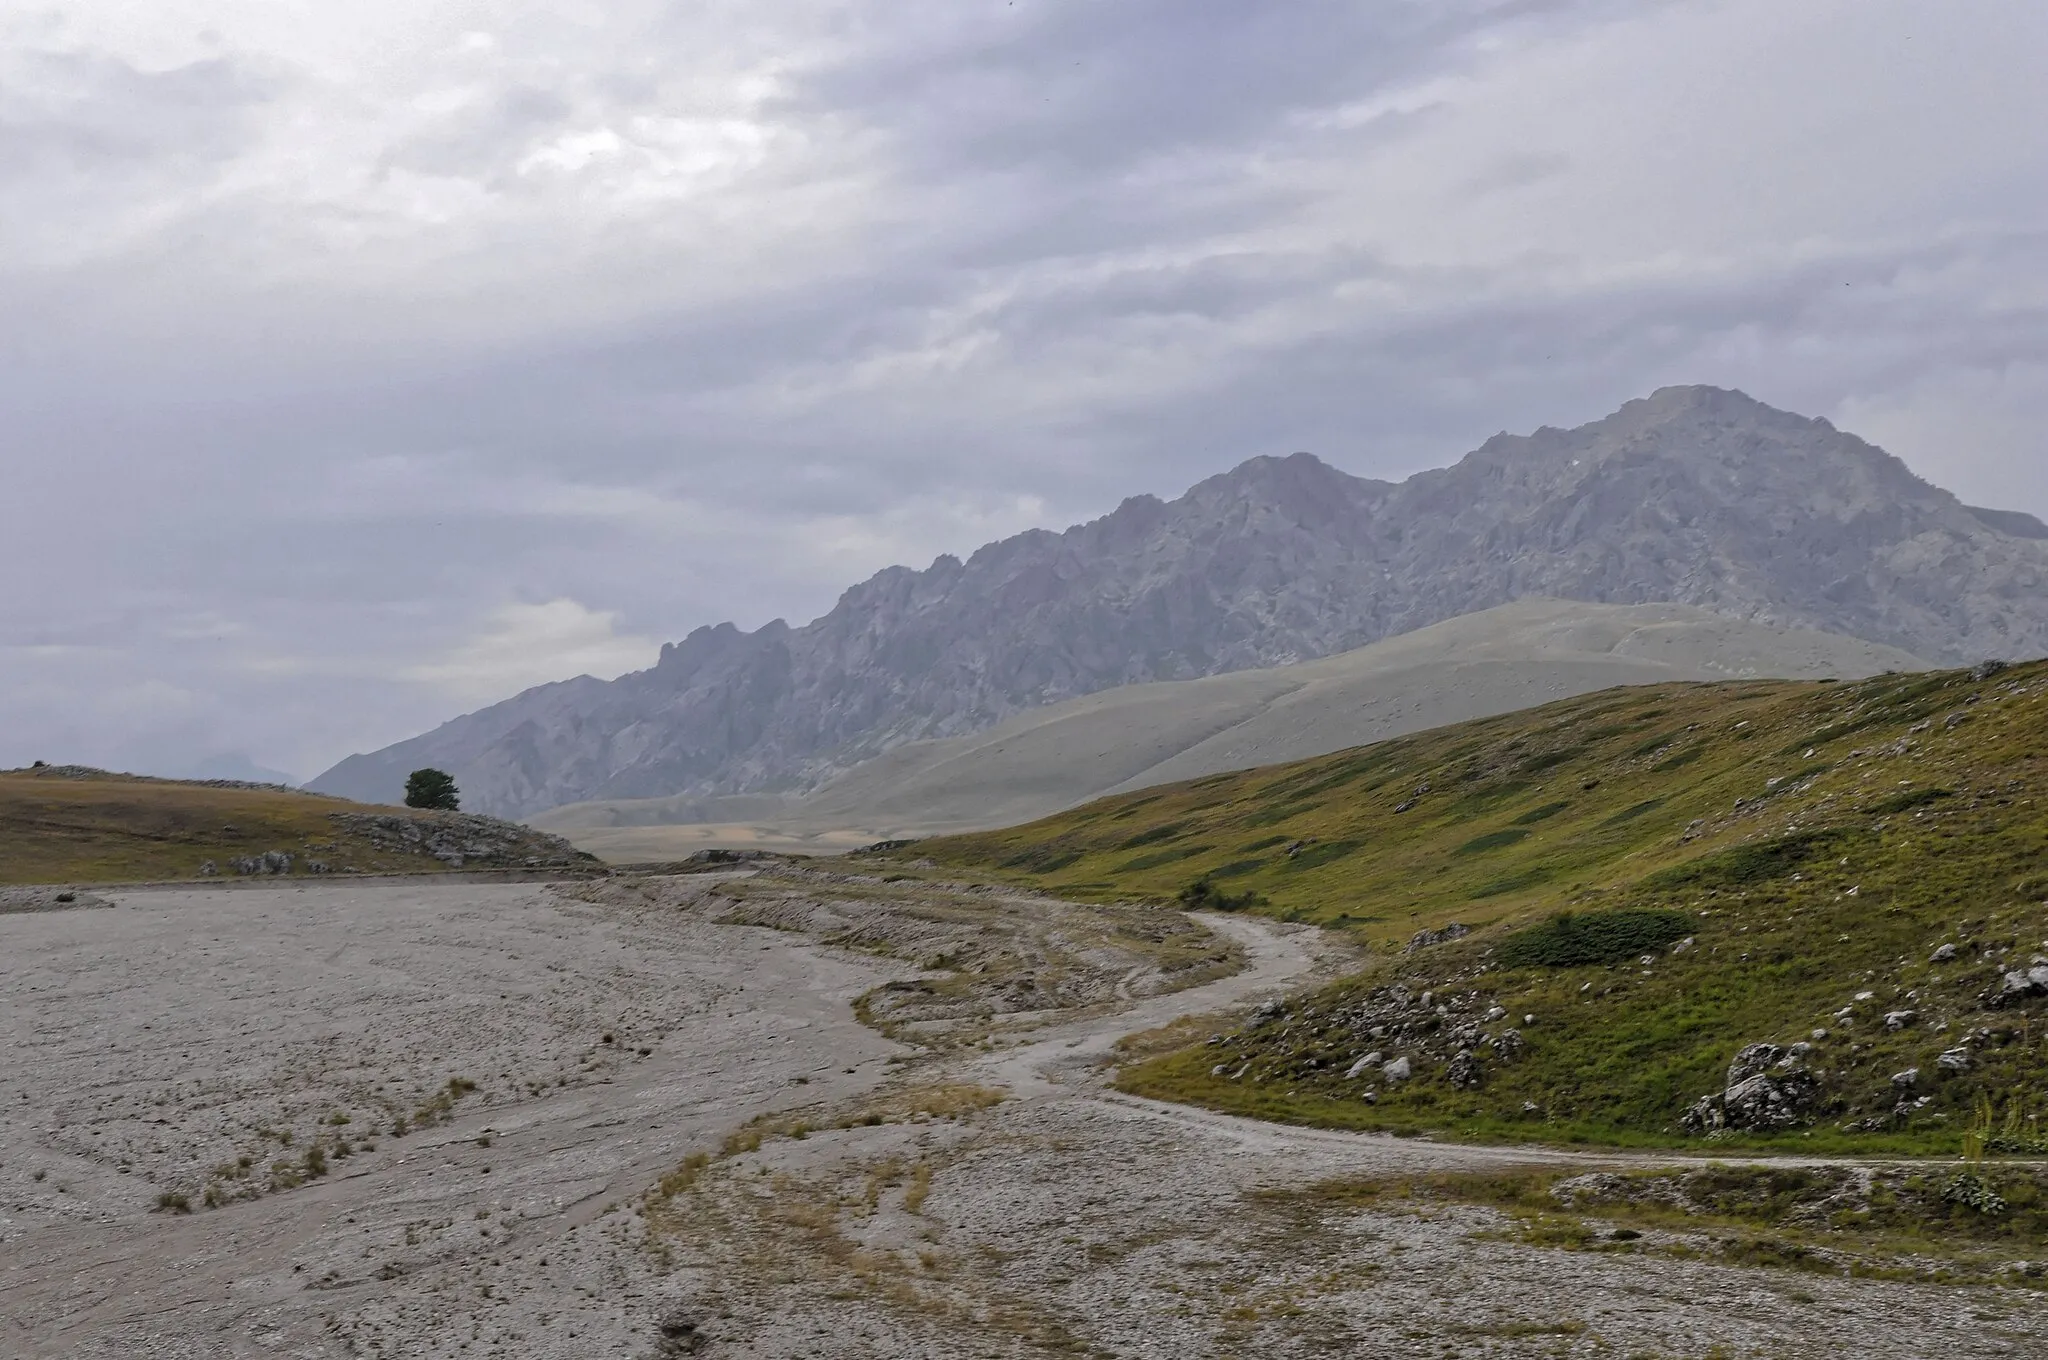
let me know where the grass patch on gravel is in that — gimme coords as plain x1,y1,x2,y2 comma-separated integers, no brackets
1282,1160,2048,1288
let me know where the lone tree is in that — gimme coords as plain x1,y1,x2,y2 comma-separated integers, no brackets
404,768,460,811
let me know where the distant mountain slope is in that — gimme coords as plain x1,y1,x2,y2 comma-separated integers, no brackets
311,386,2048,818
535,599,1927,857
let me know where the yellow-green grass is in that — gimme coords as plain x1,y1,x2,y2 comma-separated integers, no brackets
0,768,580,885
902,661,2048,1153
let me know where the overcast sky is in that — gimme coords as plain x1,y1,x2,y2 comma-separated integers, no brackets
5,0,2046,782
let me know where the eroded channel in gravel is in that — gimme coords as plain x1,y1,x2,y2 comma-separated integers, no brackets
6,872,2047,1358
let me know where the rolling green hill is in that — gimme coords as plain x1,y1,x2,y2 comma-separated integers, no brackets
905,660,2048,1153
0,766,596,886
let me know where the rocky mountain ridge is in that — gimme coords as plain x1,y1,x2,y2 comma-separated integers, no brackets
310,385,2048,818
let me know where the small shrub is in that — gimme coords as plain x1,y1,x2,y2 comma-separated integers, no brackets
1944,1173,2008,1216
155,1190,191,1214
1497,909,1693,968
1177,877,1267,912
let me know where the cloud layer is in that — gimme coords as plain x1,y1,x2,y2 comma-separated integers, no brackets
4,0,2045,780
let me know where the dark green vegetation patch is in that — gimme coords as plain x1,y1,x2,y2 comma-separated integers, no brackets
1455,828,1532,856
1494,909,1692,968
1869,786,1955,816
1643,828,1848,891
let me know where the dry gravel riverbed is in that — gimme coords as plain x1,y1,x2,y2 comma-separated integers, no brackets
3,873,2045,1357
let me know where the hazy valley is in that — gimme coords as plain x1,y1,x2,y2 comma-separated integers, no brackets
11,388,2048,1358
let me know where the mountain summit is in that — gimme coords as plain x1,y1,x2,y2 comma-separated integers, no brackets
310,387,2048,817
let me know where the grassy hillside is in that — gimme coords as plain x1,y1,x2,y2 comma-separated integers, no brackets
0,767,595,886
907,661,2048,1153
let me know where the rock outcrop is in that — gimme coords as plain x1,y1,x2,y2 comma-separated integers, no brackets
311,386,2048,818
1682,1042,1825,1134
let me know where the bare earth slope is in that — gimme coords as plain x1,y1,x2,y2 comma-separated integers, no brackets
311,385,2048,819
538,599,1925,858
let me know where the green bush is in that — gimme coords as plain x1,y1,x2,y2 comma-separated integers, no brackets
1496,908,1692,968
1177,877,1267,912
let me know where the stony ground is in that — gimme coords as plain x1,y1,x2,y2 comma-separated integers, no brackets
4,873,2046,1357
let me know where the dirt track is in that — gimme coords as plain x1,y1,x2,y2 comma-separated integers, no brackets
4,877,2046,1357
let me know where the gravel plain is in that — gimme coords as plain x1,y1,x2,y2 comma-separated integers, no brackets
4,875,2046,1358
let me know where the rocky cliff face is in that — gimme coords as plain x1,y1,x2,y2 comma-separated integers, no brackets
310,386,2048,817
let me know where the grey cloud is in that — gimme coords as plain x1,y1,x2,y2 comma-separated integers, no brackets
796,0,1611,176
379,84,576,180
0,49,276,176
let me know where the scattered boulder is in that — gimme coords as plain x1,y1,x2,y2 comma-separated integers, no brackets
1683,1043,1823,1135
1345,1052,1384,1079
1931,943,1959,964
1404,922,1470,953
1447,1050,1483,1089
1382,1056,1413,1084
1983,966,2048,1008
329,811,591,871
684,847,773,866
1883,1010,1918,1032
1725,1042,1785,1085
1891,1068,1919,1090
1937,1047,1974,1072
